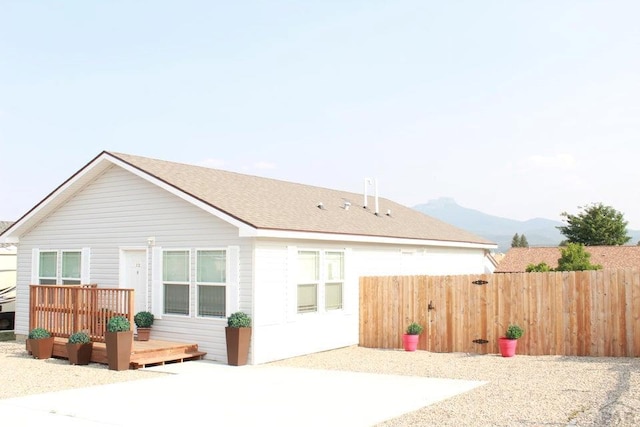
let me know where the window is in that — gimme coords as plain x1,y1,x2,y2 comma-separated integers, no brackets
325,252,344,310
38,252,57,284
297,251,319,313
163,250,190,315
197,250,226,318
61,251,81,284
37,250,82,285
297,250,344,313
160,248,235,318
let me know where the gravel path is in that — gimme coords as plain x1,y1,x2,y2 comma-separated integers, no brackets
2,340,639,426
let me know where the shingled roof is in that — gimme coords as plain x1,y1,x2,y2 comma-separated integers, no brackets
107,152,494,246
496,246,640,272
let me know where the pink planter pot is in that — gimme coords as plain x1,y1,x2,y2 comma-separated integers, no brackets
499,337,518,357
403,334,419,352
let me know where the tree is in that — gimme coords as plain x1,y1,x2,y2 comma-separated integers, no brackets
556,243,602,271
511,233,529,248
557,203,631,246
519,234,529,248
526,262,552,272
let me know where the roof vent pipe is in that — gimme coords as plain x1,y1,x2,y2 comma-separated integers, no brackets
363,178,373,209
374,179,379,215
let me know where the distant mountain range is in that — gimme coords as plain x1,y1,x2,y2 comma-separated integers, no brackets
413,197,640,252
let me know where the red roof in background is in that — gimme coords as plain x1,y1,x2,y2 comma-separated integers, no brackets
495,246,640,273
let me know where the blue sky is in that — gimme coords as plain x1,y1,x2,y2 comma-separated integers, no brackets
2,1,640,228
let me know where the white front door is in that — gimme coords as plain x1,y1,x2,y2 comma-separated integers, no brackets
122,250,148,315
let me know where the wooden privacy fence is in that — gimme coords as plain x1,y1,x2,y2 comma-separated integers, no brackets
29,285,134,342
359,268,640,357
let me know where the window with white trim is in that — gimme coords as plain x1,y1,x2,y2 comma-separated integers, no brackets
38,251,57,284
61,251,82,284
297,250,344,313
325,251,344,310
162,250,190,315
37,250,82,285
297,251,319,313
196,249,227,318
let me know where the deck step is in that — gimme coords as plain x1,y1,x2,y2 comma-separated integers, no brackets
130,350,207,369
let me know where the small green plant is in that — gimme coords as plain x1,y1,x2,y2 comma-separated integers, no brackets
68,331,91,344
406,322,424,335
227,311,251,328
28,327,51,339
505,324,524,340
106,316,131,332
134,311,155,328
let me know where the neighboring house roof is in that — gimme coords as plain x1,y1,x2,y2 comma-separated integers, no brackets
495,246,640,272
1,151,495,248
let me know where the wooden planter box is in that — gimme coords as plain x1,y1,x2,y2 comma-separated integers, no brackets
136,327,151,341
225,327,251,366
104,331,133,370
27,337,55,360
66,342,94,365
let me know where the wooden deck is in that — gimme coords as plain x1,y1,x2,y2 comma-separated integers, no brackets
49,337,207,369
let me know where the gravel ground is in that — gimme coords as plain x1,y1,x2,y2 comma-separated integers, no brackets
268,346,640,427
0,340,166,399
2,340,639,426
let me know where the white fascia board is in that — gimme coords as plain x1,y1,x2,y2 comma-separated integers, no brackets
108,156,256,234
241,228,497,250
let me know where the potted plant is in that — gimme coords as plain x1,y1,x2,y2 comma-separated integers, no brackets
499,324,524,357
134,311,154,341
402,322,424,351
66,331,93,365
104,315,133,370
27,327,55,359
225,311,251,366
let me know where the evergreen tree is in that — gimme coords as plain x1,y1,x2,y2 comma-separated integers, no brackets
511,233,520,248
519,234,529,248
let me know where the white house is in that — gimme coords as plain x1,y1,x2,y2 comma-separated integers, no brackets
0,151,496,364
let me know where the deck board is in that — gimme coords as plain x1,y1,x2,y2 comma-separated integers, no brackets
50,337,206,369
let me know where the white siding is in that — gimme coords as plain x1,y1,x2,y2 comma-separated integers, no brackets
14,166,253,363
251,239,487,364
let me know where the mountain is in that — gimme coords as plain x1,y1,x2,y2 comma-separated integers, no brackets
413,197,640,252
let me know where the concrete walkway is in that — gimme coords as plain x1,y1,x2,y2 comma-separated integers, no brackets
0,360,485,426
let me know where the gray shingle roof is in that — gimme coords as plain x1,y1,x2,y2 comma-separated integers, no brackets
108,152,494,246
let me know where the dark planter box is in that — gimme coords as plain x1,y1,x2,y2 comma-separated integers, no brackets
225,327,251,366
66,342,94,365
104,330,133,370
28,337,55,359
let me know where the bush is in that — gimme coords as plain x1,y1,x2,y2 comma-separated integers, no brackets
28,327,51,340
68,331,91,344
107,316,131,332
227,311,251,328
406,322,424,335
134,311,155,328
506,324,524,340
